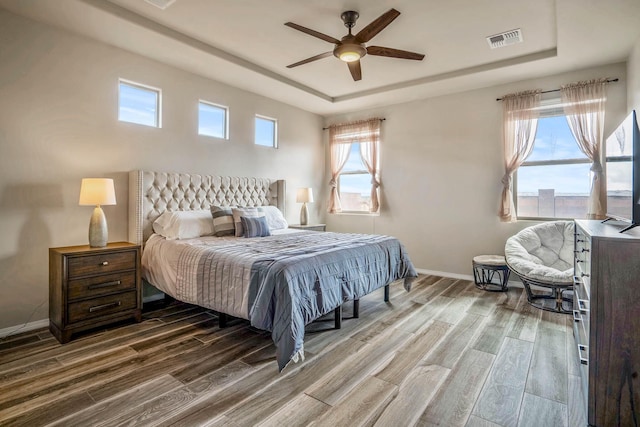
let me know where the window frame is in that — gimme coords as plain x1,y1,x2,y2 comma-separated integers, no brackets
117,78,162,128
254,114,278,148
514,99,591,220
336,141,378,215
198,100,229,140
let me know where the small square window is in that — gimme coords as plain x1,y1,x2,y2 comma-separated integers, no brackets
118,80,161,128
198,101,228,139
255,115,277,148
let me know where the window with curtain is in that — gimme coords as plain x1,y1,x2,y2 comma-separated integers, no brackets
328,118,381,214
340,143,373,212
500,79,608,222
516,102,591,219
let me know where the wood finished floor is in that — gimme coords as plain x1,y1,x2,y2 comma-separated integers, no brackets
0,275,587,427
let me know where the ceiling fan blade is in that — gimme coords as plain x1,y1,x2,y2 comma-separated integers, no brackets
347,60,362,81
286,52,333,68
284,22,341,44
355,8,401,43
367,46,425,60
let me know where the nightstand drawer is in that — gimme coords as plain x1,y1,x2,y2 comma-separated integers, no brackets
67,251,136,278
68,290,138,323
68,271,137,301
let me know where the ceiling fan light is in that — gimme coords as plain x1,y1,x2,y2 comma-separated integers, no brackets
339,51,361,62
334,43,366,62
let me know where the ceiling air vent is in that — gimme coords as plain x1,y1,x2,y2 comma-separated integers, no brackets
144,0,176,10
486,29,523,49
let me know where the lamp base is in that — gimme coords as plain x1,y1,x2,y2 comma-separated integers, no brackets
300,203,309,226
88,206,108,247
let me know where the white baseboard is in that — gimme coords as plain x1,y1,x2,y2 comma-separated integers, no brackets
415,268,474,281
415,268,523,289
0,318,49,339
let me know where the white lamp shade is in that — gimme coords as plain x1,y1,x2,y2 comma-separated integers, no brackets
79,178,116,206
296,187,314,203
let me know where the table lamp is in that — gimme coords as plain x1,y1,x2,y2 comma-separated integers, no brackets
79,178,116,247
296,187,314,226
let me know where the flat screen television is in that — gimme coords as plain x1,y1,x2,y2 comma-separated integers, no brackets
605,110,640,232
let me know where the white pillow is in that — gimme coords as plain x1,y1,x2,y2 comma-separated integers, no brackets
260,206,288,230
152,210,214,240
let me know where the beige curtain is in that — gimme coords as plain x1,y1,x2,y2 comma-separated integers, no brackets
327,118,382,213
359,120,381,213
561,78,608,219
500,90,541,222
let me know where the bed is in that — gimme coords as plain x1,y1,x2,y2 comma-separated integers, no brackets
128,170,417,371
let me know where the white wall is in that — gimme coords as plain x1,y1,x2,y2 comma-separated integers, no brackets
0,10,324,331
325,63,628,278
628,36,640,112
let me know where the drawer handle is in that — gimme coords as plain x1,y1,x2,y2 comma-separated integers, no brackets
578,344,589,366
581,273,590,278
88,280,121,290
101,261,109,266
578,298,589,313
573,310,581,323
89,301,121,313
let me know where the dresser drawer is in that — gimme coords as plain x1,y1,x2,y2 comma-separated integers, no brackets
68,271,137,301
67,250,137,278
67,290,138,324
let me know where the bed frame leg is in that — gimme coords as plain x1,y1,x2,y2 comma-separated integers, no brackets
218,312,228,328
334,306,342,329
384,285,390,302
353,299,359,318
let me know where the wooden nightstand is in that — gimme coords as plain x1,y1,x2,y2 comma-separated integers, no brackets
49,242,141,343
289,224,326,232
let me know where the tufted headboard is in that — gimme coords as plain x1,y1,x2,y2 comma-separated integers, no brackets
128,170,285,246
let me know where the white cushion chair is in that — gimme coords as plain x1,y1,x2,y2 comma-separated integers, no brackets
505,221,574,313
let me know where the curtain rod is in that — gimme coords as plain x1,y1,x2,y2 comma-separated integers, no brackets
495,78,618,101
322,118,386,130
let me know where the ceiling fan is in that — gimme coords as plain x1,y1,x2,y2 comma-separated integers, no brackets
284,8,425,81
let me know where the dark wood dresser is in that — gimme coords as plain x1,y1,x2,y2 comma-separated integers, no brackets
49,242,141,343
573,220,640,426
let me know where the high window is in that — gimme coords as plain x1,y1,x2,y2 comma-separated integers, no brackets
118,79,161,128
255,115,277,148
516,103,590,219
198,101,228,139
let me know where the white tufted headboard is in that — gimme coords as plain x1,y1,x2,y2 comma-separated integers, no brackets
128,170,286,246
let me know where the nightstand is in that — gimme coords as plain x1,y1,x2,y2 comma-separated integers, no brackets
49,242,141,343
289,224,326,232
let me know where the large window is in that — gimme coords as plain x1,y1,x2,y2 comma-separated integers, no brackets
198,101,228,139
516,108,590,219
339,143,373,212
255,115,277,148
118,79,161,128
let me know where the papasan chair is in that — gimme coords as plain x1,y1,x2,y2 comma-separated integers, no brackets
505,221,575,313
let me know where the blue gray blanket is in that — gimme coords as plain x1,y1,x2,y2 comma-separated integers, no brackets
178,231,417,371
